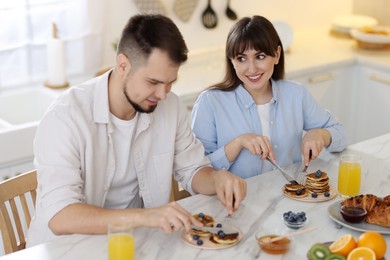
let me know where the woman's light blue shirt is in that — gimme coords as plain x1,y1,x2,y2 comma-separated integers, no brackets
191,79,348,179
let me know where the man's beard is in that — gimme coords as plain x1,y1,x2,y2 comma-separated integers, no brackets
124,87,157,114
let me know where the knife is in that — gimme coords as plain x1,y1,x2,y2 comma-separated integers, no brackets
191,225,238,235
266,157,298,184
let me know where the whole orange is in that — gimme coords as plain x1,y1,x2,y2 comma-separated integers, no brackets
357,231,387,259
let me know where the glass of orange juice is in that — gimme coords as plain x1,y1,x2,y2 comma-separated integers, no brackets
108,217,135,260
338,154,362,197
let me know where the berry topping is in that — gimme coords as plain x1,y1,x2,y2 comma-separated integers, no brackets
192,234,199,240
311,192,318,198
290,180,298,185
295,189,303,195
324,191,330,197
283,211,307,224
315,170,322,178
216,223,222,228
196,239,203,245
198,212,204,218
217,230,225,238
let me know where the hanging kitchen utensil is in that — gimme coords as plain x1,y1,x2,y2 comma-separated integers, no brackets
225,0,237,20
201,0,217,29
133,0,167,15
173,0,199,23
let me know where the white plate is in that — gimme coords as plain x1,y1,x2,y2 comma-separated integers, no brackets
327,200,390,235
350,26,390,44
272,20,294,51
283,186,337,203
331,15,378,34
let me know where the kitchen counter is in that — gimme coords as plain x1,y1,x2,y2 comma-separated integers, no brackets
174,27,390,97
3,133,390,259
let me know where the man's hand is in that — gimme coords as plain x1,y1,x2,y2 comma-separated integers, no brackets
212,170,247,215
139,202,203,233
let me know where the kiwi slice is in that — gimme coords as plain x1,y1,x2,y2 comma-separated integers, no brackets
308,243,331,260
325,254,346,260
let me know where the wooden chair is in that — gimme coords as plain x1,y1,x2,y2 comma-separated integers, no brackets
0,170,37,254
170,176,191,201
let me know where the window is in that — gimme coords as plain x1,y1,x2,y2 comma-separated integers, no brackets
0,0,104,89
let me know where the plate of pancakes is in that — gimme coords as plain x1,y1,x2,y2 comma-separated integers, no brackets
181,213,243,249
283,170,337,202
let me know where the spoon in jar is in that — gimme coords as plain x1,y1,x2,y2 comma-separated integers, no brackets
263,226,318,244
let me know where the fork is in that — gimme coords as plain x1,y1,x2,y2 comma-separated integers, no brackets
297,150,312,185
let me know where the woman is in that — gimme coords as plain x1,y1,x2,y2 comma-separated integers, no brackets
191,15,347,179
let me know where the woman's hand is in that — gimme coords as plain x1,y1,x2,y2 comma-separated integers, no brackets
302,129,331,165
226,134,275,162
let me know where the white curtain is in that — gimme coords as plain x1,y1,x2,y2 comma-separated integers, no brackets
0,0,105,88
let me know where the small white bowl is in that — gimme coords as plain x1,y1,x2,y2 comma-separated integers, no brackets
284,217,308,230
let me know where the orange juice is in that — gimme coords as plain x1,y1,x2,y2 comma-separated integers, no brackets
338,155,362,197
108,234,135,260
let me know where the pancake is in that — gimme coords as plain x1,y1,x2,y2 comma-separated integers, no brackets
211,232,239,245
283,187,309,198
283,181,309,198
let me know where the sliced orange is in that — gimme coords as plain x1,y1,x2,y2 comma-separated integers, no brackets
347,247,376,260
357,231,387,259
329,234,356,256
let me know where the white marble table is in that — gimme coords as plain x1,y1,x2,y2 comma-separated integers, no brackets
2,134,390,260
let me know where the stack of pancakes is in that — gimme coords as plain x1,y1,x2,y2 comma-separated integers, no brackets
305,171,330,194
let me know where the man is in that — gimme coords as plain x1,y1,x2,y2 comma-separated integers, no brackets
27,14,247,246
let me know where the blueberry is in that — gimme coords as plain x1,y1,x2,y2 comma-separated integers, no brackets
324,191,330,197
290,180,298,185
315,170,322,178
196,239,203,245
198,212,204,218
311,192,318,198
192,234,199,240
288,216,295,223
218,231,225,238
295,189,302,195
216,223,222,228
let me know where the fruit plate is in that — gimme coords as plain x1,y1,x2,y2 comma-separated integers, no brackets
327,200,390,235
181,225,242,250
283,186,337,203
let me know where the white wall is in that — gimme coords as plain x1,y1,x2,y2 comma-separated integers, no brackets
101,0,353,68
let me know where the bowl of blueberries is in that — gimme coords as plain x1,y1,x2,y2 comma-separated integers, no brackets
283,211,307,230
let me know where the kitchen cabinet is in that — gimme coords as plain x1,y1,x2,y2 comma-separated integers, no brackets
287,65,357,143
353,65,390,142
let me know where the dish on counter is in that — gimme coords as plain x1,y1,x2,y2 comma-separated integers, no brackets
331,14,378,34
181,225,242,250
327,200,390,235
351,26,390,43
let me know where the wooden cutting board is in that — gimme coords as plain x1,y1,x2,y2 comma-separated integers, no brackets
173,0,199,23
133,0,167,15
